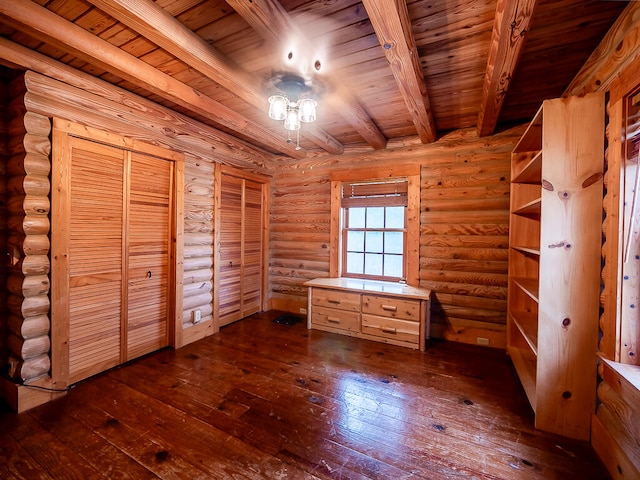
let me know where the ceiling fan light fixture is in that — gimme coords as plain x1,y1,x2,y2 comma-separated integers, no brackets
299,98,317,123
267,74,317,133
284,104,301,131
268,94,288,121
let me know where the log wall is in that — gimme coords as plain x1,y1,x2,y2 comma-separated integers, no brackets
5,75,52,384
18,69,262,352
596,60,640,479
0,63,271,410
584,6,640,476
0,75,9,379
270,128,521,348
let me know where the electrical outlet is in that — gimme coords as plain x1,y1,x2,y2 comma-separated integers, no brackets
192,309,202,324
476,337,490,346
299,307,307,314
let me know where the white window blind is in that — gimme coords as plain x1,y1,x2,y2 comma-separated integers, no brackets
341,179,408,207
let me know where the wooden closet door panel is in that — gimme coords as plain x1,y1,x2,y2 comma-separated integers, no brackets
242,180,263,316
68,138,124,383
219,174,243,326
126,152,171,360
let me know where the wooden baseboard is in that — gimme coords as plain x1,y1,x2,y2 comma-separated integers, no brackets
2,375,67,413
269,296,306,314
430,322,506,349
181,319,215,346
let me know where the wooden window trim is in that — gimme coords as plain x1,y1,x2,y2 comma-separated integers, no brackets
600,55,640,393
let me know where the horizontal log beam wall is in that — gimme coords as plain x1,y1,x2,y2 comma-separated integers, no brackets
0,76,9,390
1,58,275,409
270,127,522,347
20,69,260,351
4,74,52,388
592,359,640,479
181,159,215,342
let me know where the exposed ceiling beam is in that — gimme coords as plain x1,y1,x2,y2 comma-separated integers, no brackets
477,0,538,137
565,1,640,97
0,0,306,159
361,0,436,144
226,0,388,150
0,37,274,170
86,0,343,155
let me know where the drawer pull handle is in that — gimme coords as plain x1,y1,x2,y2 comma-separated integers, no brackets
382,327,397,334
382,305,398,312
327,317,341,324
328,299,341,304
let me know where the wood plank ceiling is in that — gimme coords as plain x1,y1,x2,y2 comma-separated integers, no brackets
0,0,627,159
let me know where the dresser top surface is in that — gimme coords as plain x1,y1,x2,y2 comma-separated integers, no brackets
304,277,431,300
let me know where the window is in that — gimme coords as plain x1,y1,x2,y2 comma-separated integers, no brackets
329,172,420,284
341,185,407,281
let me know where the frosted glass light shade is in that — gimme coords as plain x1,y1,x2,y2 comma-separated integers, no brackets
268,95,287,120
299,98,317,123
284,106,301,130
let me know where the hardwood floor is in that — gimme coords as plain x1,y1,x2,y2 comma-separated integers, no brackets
1,310,610,479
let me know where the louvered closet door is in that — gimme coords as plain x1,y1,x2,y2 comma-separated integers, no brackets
64,138,172,383
242,179,263,317
126,152,172,360
218,173,264,326
67,137,125,383
219,174,243,326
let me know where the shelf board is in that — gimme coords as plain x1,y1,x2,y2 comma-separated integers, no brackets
513,105,542,153
511,310,538,355
512,150,542,184
512,197,541,216
508,345,537,410
511,246,541,257
512,277,539,302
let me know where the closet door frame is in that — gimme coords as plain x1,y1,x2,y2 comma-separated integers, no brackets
51,119,184,388
214,164,269,329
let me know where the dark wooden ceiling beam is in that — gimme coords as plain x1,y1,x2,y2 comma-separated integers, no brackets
226,0,388,150
86,0,343,155
0,0,306,158
564,1,640,97
477,0,538,137
361,0,436,144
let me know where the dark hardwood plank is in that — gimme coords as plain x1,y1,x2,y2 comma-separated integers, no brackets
27,402,160,480
1,311,610,479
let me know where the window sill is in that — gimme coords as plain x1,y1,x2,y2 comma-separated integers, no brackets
598,353,640,405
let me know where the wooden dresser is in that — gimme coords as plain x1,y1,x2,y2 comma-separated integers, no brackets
304,278,431,351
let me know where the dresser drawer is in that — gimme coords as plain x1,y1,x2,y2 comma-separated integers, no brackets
361,314,420,344
361,295,421,321
312,306,360,332
312,288,361,312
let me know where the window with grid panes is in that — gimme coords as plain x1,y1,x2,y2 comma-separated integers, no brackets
341,180,407,281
